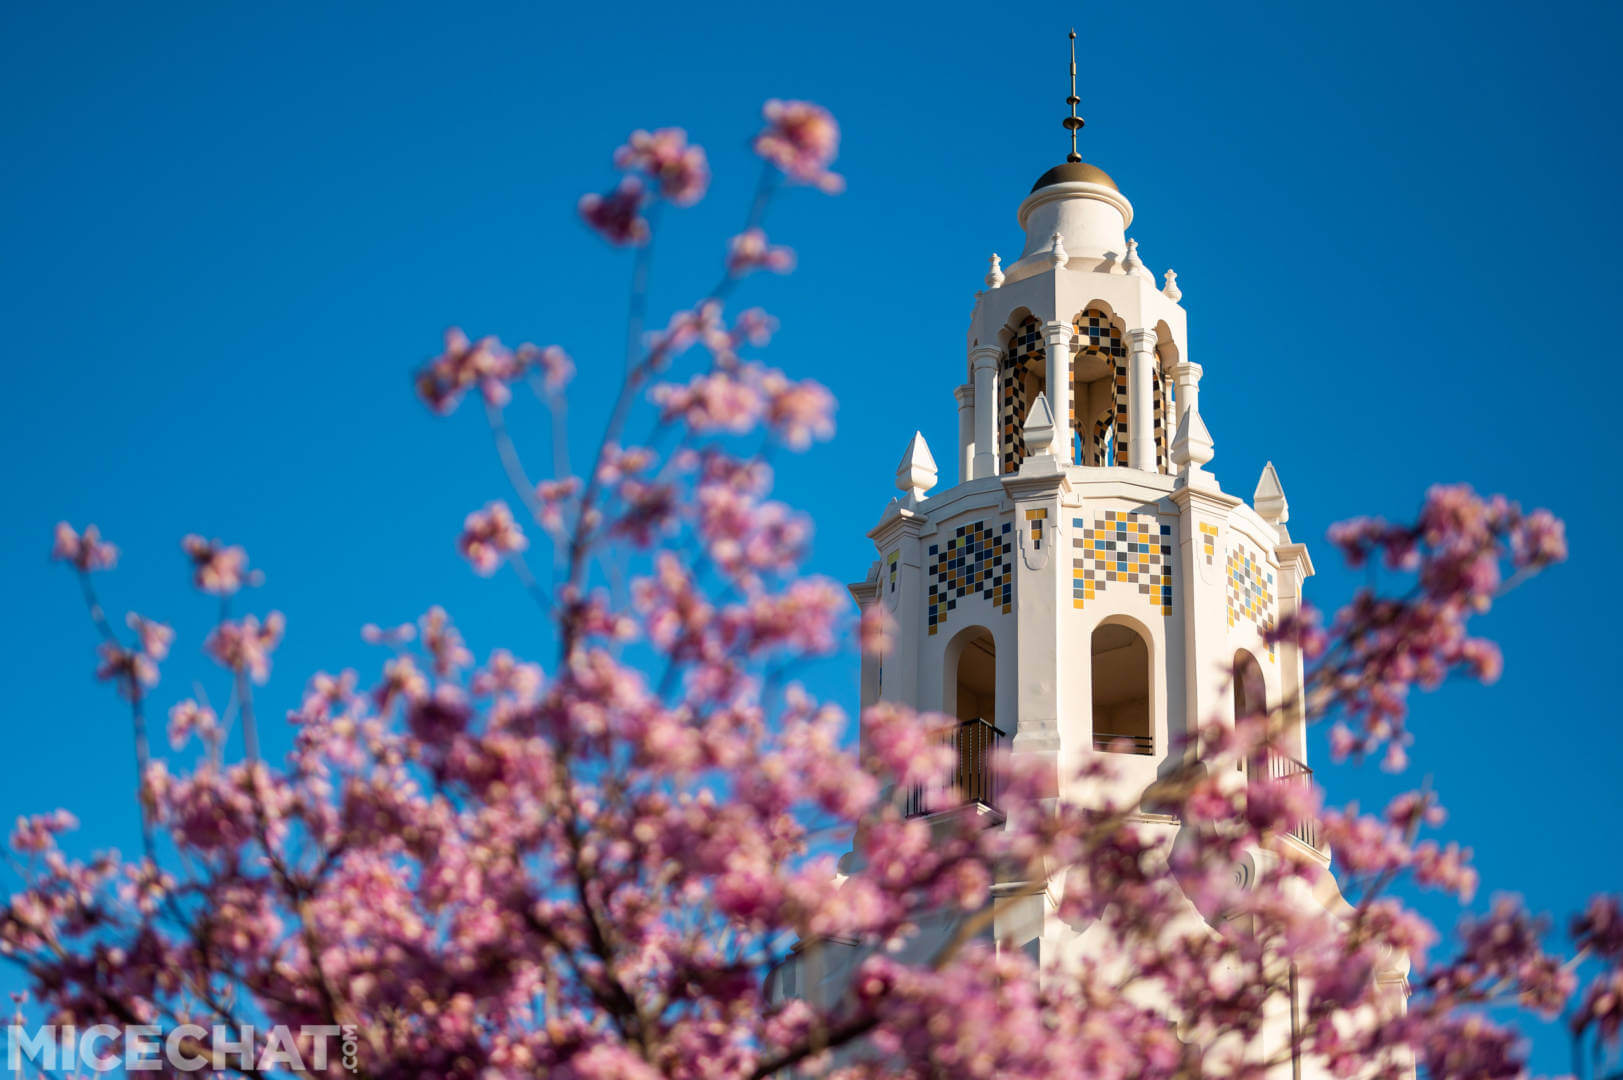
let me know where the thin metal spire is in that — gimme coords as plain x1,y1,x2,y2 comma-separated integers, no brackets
1063,29,1084,163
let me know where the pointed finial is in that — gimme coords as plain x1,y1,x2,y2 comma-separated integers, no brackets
1171,399,1216,487
1022,391,1057,457
895,431,939,502
1123,238,1151,279
1049,231,1068,269
1064,29,1085,163
1162,268,1182,302
985,253,1004,289
1254,461,1289,525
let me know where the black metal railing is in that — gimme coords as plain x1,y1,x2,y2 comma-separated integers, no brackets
1093,731,1155,755
905,717,1004,817
1255,746,1321,852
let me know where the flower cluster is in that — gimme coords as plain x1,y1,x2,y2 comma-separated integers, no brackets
51,521,117,571
415,328,573,414
753,99,843,192
203,611,285,683
613,127,710,206
651,362,834,448
457,500,528,575
1304,484,1570,770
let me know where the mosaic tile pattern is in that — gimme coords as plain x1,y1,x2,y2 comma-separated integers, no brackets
887,550,898,594
1091,415,1113,468
1071,309,1129,467
1153,368,1169,474
1226,543,1277,660
1199,521,1218,566
927,520,1013,635
1072,510,1174,615
1001,317,1043,475
1026,507,1047,549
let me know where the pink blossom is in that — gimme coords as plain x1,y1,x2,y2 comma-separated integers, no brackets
457,500,527,575
203,612,285,683
517,342,574,391
1575,966,1623,1046
646,301,726,365
124,612,174,661
95,642,158,698
361,620,416,645
726,228,795,276
1573,895,1623,961
754,99,843,192
651,369,764,434
613,127,710,205
180,534,253,595
416,328,522,414
758,369,835,448
578,176,650,246
471,649,544,699
167,699,219,750
419,605,473,676
860,604,895,657
374,653,428,710
534,476,581,534
10,810,77,854
51,522,117,571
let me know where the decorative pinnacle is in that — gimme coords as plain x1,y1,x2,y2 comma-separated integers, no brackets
1064,29,1085,163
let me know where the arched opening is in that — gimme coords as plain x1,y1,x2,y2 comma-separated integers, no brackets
1235,648,1320,850
952,629,997,728
1233,648,1268,773
1153,337,1178,476
1233,649,1267,723
1071,307,1128,466
1000,315,1046,474
913,627,1002,815
1091,623,1152,754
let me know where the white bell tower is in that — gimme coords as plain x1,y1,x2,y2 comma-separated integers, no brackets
777,38,1415,1077
852,115,1317,823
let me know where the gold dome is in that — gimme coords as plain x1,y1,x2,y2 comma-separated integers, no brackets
1030,161,1118,192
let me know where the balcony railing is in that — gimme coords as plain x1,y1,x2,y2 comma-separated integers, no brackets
1093,731,1155,755
905,717,1004,817
1254,746,1322,852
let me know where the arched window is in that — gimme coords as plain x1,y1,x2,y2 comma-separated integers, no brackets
1233,649,1267,723
913,627,1001,815
1235,648,1318,849
1000,316,1045,474
1091,623,1152,754
951,628,997,728
1071,308,1128,466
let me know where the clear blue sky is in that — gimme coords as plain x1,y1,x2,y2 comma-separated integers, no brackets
3,1,1619,1069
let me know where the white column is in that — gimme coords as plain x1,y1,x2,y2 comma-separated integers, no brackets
1126,328,1159,472
954,383,975,484
1172,360,1203,424
1042,321,1074,464
970,345,1001,479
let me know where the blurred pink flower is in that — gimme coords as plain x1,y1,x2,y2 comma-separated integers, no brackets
167,700,219,750
203,612,285,683
180,534,253,595
51,522,117,571
457,501,527,576
125,612,173,661
613,127,710,205
578,176,650,246
754,99,843,193
726,228,795,276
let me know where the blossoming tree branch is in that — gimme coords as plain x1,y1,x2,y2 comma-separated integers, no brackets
9,101,1621,1080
